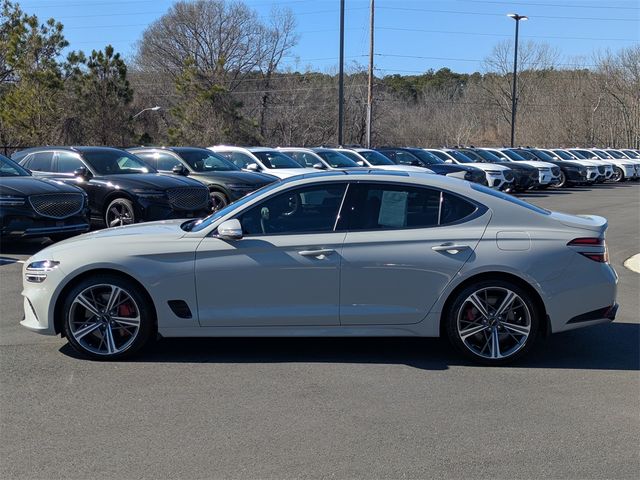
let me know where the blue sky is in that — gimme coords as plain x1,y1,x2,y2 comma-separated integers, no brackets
19,0,640,74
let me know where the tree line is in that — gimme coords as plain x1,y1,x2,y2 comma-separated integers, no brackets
1,0,638,153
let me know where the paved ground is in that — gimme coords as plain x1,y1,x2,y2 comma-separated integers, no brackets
1,183,638,479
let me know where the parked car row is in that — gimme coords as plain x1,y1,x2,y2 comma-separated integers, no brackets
2,145,638,241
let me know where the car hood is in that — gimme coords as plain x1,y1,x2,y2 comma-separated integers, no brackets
260,168,317,179
373,165,434,173
92,173,206,190
516,160,556,169
464,163,511,171
188,170,277,185
0,176,84,196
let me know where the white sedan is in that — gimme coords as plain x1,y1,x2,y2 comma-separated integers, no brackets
22,171,618,364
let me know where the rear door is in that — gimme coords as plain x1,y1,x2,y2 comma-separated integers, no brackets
338,182,490,325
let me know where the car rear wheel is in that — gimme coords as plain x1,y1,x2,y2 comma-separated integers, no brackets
105,198,135,227
210,190,229,212
62,275,154,360
611,167,624,183
445,280,539,365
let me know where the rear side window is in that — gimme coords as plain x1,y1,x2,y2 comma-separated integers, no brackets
25,152,54,172
340,183,477,231
471,183,550,215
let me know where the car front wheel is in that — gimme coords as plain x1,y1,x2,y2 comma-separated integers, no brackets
62,274,154,360
445,280,539,365
210,190,229,212
105,198,135,227
611,167,624,183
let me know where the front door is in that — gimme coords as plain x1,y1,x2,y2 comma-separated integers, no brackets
195,182,348,327
338,182,490,325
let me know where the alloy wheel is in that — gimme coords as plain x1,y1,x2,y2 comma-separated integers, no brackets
106,200,135,227
456,287,531,360
611,167,623,182
553,171,565,188
68,284,141,356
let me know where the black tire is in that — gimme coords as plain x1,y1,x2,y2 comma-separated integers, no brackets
62,274,155,360
444,279,540,365
209,190,229,212
554,171,566,188
104,198,136,228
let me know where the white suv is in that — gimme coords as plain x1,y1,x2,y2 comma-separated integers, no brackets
425,149,514,190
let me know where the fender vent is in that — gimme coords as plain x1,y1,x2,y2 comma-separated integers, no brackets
168,300,192,319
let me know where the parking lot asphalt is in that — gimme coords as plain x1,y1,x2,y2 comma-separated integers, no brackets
1,183,638,479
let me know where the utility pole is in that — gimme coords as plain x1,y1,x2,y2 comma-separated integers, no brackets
508,13,528,147
338,0,345,146
366,0,374,148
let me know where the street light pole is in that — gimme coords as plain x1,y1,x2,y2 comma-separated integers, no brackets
132,105,161,119
365,0,375,148
338,0,345,146
508,13,527,148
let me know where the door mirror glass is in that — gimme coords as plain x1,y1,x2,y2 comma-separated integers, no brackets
313,162,326,170
246,163,260,172
73,166,91,179
217,219,243,240
172,164,189,176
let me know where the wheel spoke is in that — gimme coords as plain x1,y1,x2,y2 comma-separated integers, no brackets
468,293,490,319
105,286,122,313
490,328,501,359
73,294,101,316
111,316,140,328
460,324,489,341
109,218,121,227
495,290,517,317
501,321,530,336
104,325,117,354
74,321,101,340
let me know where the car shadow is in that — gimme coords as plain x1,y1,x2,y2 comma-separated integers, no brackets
59,322,639,371
0,237,52,256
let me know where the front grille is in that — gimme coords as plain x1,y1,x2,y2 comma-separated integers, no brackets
504,171,514,181
166,187,209,211
597,166,605,174
551,167,560,176
28,193,84,219
529,171,538,179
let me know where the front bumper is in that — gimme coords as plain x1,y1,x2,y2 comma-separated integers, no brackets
1,207,90,238
134,197,212,222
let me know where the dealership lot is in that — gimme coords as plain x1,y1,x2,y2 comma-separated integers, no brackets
1,183,638,478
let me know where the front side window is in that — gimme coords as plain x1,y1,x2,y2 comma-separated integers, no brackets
153,152,181,171
177,150,238,171
25,152,54,172
238,183,347,235
315,151,358,168
390,150,420,166
359,150,395,166
339,183,477,231
56,152,84,173
217,151,256,169
286,151,318,168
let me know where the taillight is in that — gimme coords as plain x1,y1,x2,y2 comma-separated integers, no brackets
568,237,608,263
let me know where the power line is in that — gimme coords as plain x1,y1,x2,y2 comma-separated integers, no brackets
452,0,640,11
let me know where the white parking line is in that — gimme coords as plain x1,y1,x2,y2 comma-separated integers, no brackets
623,254,640,273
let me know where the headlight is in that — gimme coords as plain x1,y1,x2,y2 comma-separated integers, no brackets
485,170,501,174
25,260,60,283
0,195,25,206
132,189,165,198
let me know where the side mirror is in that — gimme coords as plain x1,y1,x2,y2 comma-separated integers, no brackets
411,160,422,167
445,159,453,164
172,164,189,176
73,166,91,179
356,160,365,167
246,163,260,172
216,219,243,240
313,162,327,170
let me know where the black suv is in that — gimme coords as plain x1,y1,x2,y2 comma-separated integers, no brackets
128,147,277,211
1,154,89,239
376,147,488,185
13,147,212,227
457,148,538,192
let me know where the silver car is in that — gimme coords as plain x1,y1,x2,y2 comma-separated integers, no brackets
21,171,618,364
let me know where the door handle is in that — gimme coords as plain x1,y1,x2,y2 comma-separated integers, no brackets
431,244,470,254
298,249,335,258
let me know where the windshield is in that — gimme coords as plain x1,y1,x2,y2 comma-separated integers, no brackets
530,149,554,161
592,150,611,159
316,151,358,168
506,149,535,161
359,150,395,165
465,149,506,163
606,150,625,159
570,150,589,159
252,151,302,169
553,149,573,160
411,149,444,164
0,156,30,176
446,150,475,163
185,180,283,232
177,149,239,172
338,150,364,164
82,150,155,175
622,150,640,159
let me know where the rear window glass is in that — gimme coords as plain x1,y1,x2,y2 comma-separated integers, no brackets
471,183,550,215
